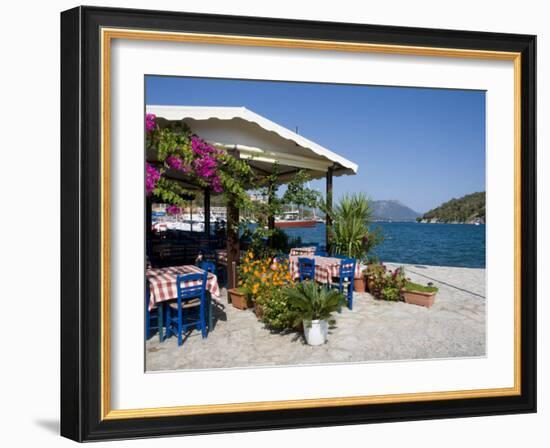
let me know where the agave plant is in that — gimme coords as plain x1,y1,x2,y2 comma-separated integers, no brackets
284,281,345,327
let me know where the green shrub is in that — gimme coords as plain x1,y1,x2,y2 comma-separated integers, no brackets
365,262,406,301
255,289,296,331
404,281,438,293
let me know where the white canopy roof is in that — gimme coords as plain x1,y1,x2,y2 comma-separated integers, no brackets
146,105,358,182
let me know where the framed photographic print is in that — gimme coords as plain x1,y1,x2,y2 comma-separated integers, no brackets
60,6,537,441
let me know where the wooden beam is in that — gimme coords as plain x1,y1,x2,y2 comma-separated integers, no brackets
226,149,240,290
267,182,275,247
325,166,333,253
226,199,239,290
204,188,211,240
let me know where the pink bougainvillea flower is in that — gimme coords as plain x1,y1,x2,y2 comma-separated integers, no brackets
193,155,217,179
145,163,161,196
191,135,216,156
166,205,181,216
145,114,156,132
211,175,223,193
166,155,184,170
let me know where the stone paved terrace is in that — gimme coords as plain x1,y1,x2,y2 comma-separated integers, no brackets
145,263,486,371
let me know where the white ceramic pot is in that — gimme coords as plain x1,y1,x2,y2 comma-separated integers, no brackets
303,319,328,346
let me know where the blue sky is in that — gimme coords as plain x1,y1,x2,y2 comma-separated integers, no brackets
146,76,485,213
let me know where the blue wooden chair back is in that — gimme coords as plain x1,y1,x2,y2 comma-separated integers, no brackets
176,272,207,303
339,258,356,282
298,257,316,282
199,260,217,276
339,258,356,310
165,271,209,346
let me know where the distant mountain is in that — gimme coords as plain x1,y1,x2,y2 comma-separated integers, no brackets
370,200,421,222
418,192,485,224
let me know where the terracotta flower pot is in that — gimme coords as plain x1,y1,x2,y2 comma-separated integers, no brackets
354,277,366,293
401,289,437,308
228,288,249,310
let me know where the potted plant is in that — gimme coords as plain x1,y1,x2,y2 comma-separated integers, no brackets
401,281,439,308
364,262,388,296
227,287,250,310
284,281,345,346
330,193,382,264
354,270,367,293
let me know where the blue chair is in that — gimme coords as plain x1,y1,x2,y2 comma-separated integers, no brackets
199,260,217,276
200,253,227,287
198,260,225,329
165,272,208,346
331,258,356,310
298,257,316,282
145,284,163,341
315,248,328,257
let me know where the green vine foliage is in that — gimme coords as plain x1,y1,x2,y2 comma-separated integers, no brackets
146,118,255,215
146,116,322,242
242,164,322,247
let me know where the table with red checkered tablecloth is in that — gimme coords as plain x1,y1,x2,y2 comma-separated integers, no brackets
289,246,316,256
289,255,362,284
146,265,221,311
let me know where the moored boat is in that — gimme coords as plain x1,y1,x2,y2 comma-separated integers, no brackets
274,210,318,228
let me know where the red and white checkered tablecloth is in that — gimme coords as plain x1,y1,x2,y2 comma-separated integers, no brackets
289,247,316,256
146,265,221,310
289,255,362,284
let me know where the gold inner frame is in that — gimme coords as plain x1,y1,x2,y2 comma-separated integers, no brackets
100,28,522,420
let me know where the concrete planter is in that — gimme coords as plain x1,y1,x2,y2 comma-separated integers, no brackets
303,319,328,346
228,288,249,310
402,289,437,308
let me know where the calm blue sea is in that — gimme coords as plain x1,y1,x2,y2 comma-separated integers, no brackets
281,221,486,268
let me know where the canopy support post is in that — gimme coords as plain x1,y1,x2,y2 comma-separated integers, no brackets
325,166,333,254
204,188,211,243
267,181,276,248
226,201,239,290
226,149,240,291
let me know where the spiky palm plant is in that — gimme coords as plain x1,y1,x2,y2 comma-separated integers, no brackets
332,193,377,260
284,281,345,327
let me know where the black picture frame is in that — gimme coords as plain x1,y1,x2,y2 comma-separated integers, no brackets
61,5,536,442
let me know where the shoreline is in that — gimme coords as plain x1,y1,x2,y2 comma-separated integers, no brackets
379,260,486,271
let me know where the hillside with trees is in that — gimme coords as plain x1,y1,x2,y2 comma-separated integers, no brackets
418,192,485,224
